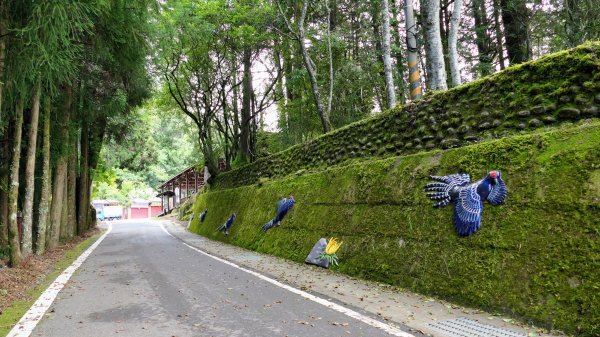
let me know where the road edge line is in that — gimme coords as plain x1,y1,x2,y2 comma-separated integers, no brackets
7,223,113,337
159,222,414,337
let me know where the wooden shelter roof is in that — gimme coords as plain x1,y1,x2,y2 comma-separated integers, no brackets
157,166,202,189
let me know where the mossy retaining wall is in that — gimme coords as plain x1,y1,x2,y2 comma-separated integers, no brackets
216,43,600,189
189,122,600,336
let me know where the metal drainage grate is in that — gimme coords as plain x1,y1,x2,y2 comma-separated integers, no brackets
428,317,526,337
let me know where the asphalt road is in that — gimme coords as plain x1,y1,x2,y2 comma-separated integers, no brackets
32,220,413,337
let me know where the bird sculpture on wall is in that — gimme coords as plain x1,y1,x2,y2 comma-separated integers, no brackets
424,170,507,236
199,209,208,223
261,196,296,231
217,213,236,235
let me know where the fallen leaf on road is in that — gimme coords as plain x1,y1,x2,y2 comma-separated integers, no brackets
330,321,349,326
295,320,314,327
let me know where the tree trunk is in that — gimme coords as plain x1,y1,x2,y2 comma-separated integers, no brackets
77,122,89,234
0,128,9,247
273,36,287,128
500,0,530,65
294,0,331,133
48,160,67,250
240,48,253,163
8,98,24,266
440,0,452,87
0,190,7,248
67,87,77,239
67,132,77,239
423,0,448,90
492,0,506,70
448,0,463,87
0,3,7,119
420,7,433,89
405,0,423,100
232,77,240,147
299,40,330,132
381,0,396,109
21,79,42,257
391,0,406,104
35,96,52,255
60,180,68,238
0,187,7,248
326,0,335,116
370,1,386,111
199,123,218,179
54,87,72,241
563,0,582,48
473,0,495,76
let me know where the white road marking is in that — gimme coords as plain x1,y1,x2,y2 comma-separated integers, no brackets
159,222,415,337
7,223,113,337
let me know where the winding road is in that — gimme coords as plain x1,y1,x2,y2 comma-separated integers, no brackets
28,220,417,337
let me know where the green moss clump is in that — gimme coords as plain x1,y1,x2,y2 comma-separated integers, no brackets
190,122,600,336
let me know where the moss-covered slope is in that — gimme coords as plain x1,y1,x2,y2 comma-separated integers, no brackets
216,42,600,189
190,121,600,336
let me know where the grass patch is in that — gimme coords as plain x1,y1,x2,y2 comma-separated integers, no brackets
0,232,103,335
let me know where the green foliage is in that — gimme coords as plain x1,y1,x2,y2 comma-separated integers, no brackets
319,252,340,266
153,0,278,169
93,98,201,205
188,121,600,336
254,130,288,159
215,42,600,189
92,165,156,207
13,0,95,91
275,0,380,146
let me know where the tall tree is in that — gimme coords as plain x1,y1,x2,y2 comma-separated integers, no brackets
325,0,334,117
561,0,600,48
21,79,41,257
0,1,7,117
448,0,463,86
35,95,52,254
473,0,495,76
381,0,396,109
390,0,407,104
240,48,254,162
500,0,531,64
422,0,448,90
278,0,332,133
405,0,423,100
7,98,24,266
492,0,506,70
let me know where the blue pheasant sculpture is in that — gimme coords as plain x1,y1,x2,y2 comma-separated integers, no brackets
424,171,507,236
261,196,296,231
199,209,208,223
216,213,236,235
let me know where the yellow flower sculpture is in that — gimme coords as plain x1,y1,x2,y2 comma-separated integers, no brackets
320,237,343,266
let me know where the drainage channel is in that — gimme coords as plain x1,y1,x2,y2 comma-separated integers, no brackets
428,317,527,337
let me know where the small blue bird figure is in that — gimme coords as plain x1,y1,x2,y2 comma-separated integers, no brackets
199,209,208,223
425,170,507,236
216,213,236,235
261,196,296,231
